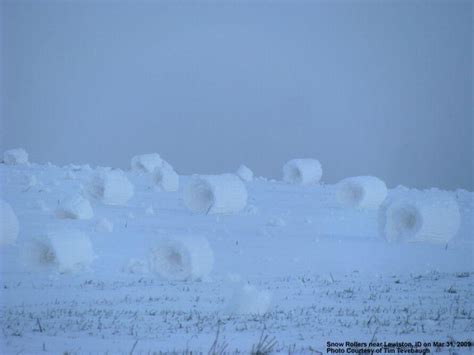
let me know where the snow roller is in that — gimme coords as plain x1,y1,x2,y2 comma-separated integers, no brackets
283,158,322,185
0,199,19,247
336,176,387,209
378,192,461,244
149,235,214,281
23,230,95,273
184,174,247,214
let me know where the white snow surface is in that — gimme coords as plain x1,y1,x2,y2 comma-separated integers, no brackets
283,158,322,185
227,284,272,315
0,162,473,353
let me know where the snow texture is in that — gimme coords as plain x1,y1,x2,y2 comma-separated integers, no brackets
0,200,19,246
149,235,214,281
227,284,271,315
88,169,134,205
283,158,322,185
236,164,253,182
56,195,94,220
336,175,388,209
184,174,247,214
379,191,461,244
95,217,114,233
23,230,95,273
131,153,164,173
3,148,28,165
154,164,179,192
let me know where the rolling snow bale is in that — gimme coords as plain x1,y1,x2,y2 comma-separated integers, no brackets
56,195,93,220
379,193,461,244
24,230,95,273
3,148,28,165
283,158,322,185
88,170,134,205
131,153,164,173
0,200,19,246
154,164,179,192
149,235,214,281
336,176,387,209
236,165,253,182
184,174,247,214
227,284,271,315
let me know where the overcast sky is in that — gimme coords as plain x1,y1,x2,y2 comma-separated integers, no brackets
1,0,472,189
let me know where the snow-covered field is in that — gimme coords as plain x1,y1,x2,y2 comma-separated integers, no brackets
0,158,473,354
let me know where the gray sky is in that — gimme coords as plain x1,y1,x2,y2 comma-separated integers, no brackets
1,0,472,189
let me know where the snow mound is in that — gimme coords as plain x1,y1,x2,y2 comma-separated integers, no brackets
3,148,28,165
23,230,95,273
154,164,179,192
56,195,94,220
184,174,247,214
336,176,387,209
227,284,271,315
88,169,134,205
283,159,322,185
131,153,164,173
95,217,114,233
0,200,19,246
236,165,253,182
123,258,149,274
149,235,214,281
379,191,461,244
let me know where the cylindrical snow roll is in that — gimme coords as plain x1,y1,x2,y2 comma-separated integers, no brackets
148,235,214,281
336,176,387,209
236,165,253,182
379,193,461,244
23,230,95,273
88,169,134,205
3,148,29,165
56,195,94,220
131,153,163,173
283,159,322,185
154,164,179,192
184,174,247,214
0,200,19,246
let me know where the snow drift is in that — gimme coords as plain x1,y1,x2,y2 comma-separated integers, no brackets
379,192,461,244
154,164,179,192
184,174,247,214
3,148,28,165
149,235,214,281
131,153,165,173
0,200,19,246
283,159,322,185
56,195,94,220
236,165,253,182
336,176,387,209
88,169,134,205
24,230,95,273
227,284,271,315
